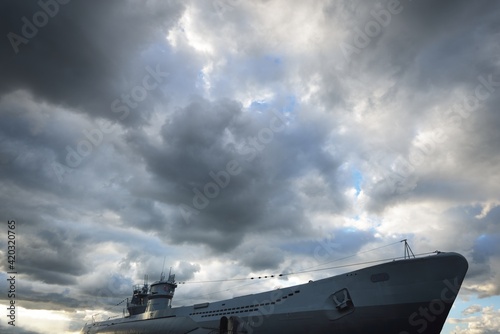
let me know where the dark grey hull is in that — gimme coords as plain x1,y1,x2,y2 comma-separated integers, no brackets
81,252,468,334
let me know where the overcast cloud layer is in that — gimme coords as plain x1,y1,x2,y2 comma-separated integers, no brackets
1,0,500,333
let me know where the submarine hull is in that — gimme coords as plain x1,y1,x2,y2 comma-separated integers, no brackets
81,252,468,334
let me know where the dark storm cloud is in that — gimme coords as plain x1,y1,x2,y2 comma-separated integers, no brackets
340,0,497,79
18,289,82,312
0,93,88,195
239,245,285,271
0,0,185,125
125,97,347,252
0,1,499,332
3,222,90,285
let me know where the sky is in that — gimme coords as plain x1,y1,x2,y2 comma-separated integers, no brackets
0,0,499,333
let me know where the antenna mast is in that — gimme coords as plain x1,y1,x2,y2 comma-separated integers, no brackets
401,239,415,259
160,256,166,281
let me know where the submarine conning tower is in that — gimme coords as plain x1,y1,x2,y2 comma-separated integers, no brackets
145,272,177,312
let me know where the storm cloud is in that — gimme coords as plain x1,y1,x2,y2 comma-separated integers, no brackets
0,0,499,333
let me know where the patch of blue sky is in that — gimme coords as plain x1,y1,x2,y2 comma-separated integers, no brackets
283,94,297,114
248,93,297,116
442,295,500,333
249,100,271,113
352,168,363,196
472,233,500,263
